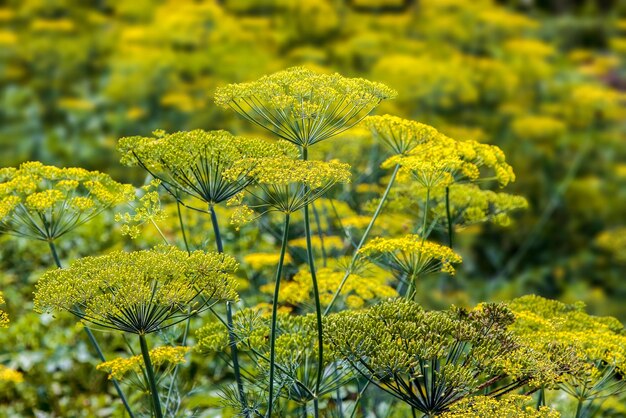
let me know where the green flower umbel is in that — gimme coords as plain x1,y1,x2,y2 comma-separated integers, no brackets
215,66,396,147
118,129,298,208
0,161,135,241
34,246,238,334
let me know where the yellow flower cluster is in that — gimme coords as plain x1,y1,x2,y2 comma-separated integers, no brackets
288,235,345,252
359,234,462,277
243,252,294,271
383,130,515,188
226,157,351,214
0,291,8,328
0,161,135,241
595,227,626,263
440,395,559,418
511,115,567,142
115,180,167,239
0,364,23,384
215,66,396,146
565,84,626,126
118,129,297,206
96,346,190,380
508,295,626,381
34,246,239,334
363,115,439,155
261,266,397,309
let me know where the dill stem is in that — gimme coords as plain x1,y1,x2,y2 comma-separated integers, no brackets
268,213,291,417
210,204,247,412
139,334,163,418
445,186,453,249
302,147,323,418
48,240,135,418
324,163,400,315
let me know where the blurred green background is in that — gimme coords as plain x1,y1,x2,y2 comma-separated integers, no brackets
1,0,626,415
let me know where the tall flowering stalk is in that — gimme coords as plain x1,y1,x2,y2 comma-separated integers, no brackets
118,129,296,411
34,246,239,418
226,156,350,416
217,67,393,416
0,161,135,415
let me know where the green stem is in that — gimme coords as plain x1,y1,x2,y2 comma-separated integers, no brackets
575,398,584,418
268,213,291,418
164,202,191,414
177,200,190,254
311,201,327,267
48,240,135,418
324,163,400,315
421,187,430,241
445,186,453,249
302,147,323,418
139,334,163,418
209,205,247,412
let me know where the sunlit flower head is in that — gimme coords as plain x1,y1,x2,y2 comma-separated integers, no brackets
226,157,351,215
215,66,396,147
0,291,8,328
363,115,440,155
97,346,190,381
359,234,462,279
34,246,239,334
118,129,298,208
0,162,135,241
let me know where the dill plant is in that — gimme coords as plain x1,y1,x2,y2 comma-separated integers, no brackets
34,246,238,418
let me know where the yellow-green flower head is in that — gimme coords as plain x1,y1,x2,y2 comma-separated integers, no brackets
0,364,23,384
363,115,440,155
325,299,525,415
34,246,238,334
389,183,528,228
0,161,135,241
385,134,516,188
215,66,396,147
118,129,298,207
508,295,626,374
359,234,462,278
0,291,8,328
97,346,190,381
595,227,626,263
511,115,566,142
226,157,351,214
440,395,560,418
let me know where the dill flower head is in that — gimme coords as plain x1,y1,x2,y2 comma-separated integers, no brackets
325,299,527,415
0,161,135,241
97,346,190,381
384,134,516,188
118,129,298,207
0,291,8,328
363,115,439,155
0,364,23,384
440,395,559,418
226,157,351,214
509,295,626,381
215,66,396,147
595,227,626,263
34,246,239,334
359,234,462,278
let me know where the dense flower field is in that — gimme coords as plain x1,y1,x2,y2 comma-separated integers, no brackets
1,0,625,417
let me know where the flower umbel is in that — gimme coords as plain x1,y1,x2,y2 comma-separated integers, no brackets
215,66,396,147
0,162,135,241
34,246,239,334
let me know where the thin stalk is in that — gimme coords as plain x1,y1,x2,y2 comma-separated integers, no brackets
268,213,291,418
311,202,327,267
177,200,191,254
164,202,191,414
575,398,584,418
445,186,453,249
139,334,163,418
48,240,135,418
421,187,430,241
324,164,400,315
302,147,323,418
209,204,247,412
